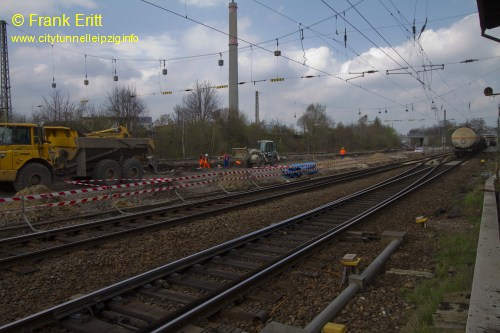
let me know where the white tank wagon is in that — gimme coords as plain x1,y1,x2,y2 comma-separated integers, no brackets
451,127,487,156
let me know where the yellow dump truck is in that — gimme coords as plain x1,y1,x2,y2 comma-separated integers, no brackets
0,123,157,191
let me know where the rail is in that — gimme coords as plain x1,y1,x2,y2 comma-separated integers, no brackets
0,156,463,332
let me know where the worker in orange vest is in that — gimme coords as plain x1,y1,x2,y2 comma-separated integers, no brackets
203,154,211,168
340,147,346,159
198,154,204,169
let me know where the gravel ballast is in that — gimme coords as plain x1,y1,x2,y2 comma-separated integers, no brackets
0,154,489,332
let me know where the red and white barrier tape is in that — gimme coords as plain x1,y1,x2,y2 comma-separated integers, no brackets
29,178,222,209
0,167,285,205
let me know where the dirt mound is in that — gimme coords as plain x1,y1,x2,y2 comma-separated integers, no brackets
366,153,393,165
316,157,368,171
0,185,80,226
14,185,52,196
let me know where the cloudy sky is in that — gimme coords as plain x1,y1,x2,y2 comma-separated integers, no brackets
2,0,499,134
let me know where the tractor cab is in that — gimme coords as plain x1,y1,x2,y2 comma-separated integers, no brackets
257,140,277,158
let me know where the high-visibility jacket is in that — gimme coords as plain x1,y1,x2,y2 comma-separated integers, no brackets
203,157,211,168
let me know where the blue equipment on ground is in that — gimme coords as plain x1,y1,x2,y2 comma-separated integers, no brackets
282,162,318,179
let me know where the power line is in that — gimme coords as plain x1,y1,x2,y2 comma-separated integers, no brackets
139,0,411,109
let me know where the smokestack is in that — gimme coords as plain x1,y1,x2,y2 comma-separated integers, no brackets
228,1,239,111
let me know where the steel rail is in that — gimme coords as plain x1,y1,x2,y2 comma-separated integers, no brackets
0,161,421,269
0,158,459,332
149,158,463,332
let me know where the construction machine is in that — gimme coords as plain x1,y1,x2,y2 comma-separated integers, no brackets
231,140,283,168
84,125,131,138
0,123,157,191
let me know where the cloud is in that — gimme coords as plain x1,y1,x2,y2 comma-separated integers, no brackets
5,3,499,136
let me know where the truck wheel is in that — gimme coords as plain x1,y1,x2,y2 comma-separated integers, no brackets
121,158,144,182
93,159,121,185
14,163,52,192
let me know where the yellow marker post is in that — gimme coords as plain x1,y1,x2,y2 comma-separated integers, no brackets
415,216,428,228
341,254,361,285
322,322,348,333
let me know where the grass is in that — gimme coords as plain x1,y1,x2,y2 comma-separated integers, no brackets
402,171,486,333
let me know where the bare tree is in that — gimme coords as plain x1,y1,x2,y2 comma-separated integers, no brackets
34,90,77,125
297,103,334,152
297,103,333,133
168,81,223,156
155,114,174,126
182,81,221,124
103,85,149,131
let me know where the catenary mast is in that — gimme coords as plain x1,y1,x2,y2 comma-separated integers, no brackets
0,20,12,122
228,1,239,112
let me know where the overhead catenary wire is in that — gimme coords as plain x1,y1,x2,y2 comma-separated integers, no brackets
335,0,472,122
5,2,490,126
380,0,470,120
252,0,432,110
321,0,442,117
139,0,410,109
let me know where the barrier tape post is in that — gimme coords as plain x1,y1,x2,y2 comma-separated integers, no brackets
21,196,37,232
111,201,133,215
217,172,232,194
174,189,185,202
248,170,262,188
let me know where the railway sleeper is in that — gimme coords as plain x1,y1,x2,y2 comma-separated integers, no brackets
297,225,332,232
218,306,268,322
9,264,40,275
210,257,261,270
61,316,135,333
311,217,344,224
227,250,277,262
166,275,223,291
326,213,364,221
278,233,312,242
106,300,169,323
290,230,325,238
54,235,82,244
139,287,197,304
340,230,379,242
1,247,31,256
247,244,290,255
190,265,243,280
260,238,301,248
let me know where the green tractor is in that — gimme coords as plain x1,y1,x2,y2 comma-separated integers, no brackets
231,140,283,168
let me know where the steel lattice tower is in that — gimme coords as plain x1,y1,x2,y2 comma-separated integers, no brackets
0,20,12,123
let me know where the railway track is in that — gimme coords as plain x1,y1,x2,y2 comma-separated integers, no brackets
0,156,463,332
0,161,418,270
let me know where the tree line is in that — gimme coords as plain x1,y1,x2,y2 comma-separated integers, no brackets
16,80,481,159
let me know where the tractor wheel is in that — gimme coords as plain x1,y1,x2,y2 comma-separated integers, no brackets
121,158,144,182
14,163,52,192
92,159,121,185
